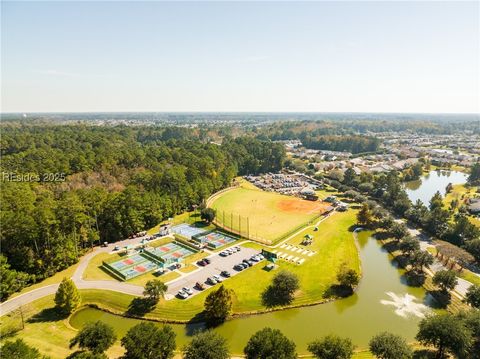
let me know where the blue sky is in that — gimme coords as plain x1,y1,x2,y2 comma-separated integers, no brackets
1,1,479,113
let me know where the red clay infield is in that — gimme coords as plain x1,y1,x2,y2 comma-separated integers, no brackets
277,198,329,215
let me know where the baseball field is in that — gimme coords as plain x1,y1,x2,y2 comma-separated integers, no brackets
209,182,331,243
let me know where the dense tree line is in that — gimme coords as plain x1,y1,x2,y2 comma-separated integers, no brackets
298,134,381,154
0,125,285,299
329,169,480,264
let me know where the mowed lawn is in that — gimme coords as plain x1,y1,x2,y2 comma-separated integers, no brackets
0,210,361,359
210,185,330,243
443,183,480,228
79,209,360,320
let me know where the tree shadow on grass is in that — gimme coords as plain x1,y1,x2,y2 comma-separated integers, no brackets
426,289,452,309
261,286,294,308
373,232,391,241
125,297,156,317
323,285,354,299
413,349,439,359
28,307,68,323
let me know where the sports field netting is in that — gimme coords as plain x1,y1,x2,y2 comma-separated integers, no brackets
194,231,236,249
171,223,208,239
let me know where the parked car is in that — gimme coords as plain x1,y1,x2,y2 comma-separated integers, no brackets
234,264,244,271
207,277,217,285
177,290,189,299
219,251,228,257
213,274,223,283
221,270,231,277
197,259,207,266
250,255,260,262
239,263,248,269
242,259,253,267
113,246,120,251
182,287,193,295
234,246,241,251
257,254,265,260
195,282,206,290
204,258,211,264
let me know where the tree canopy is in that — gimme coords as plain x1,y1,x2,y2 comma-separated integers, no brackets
244,327,297,359
54,277,80,314
368,332,412,359
182,330,229,359
203,285,234,326
0,125,285,299
69,321,116,354
121,322,176,359
416,314,472,358
308,335,354,359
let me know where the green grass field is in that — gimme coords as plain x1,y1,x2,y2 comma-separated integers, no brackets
0,210,362,359
210,182,330,243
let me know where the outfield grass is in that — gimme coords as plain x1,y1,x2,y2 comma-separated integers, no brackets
210,183,330,243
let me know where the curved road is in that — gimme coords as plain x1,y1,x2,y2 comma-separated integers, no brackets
1,211,338,317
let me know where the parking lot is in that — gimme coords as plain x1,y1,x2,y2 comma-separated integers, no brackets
166,245,260,299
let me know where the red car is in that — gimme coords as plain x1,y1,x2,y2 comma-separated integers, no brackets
195,282,206,290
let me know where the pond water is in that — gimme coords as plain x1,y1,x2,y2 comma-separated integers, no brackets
70,231,439,354
404,170,468,205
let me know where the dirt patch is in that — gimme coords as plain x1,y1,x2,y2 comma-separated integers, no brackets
277,198,329,215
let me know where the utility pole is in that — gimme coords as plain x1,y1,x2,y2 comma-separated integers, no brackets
19,305,24,329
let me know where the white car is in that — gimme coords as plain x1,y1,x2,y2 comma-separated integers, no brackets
257,254,264,260
182,287,193,295
219,251,228,257
250,255,260,262
213,274,223,283
177,290,189,299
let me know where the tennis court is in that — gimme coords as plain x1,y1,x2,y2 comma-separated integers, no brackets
171,223,208,239
158,242,196,264
144,242,196,264
104,253,159,280
195,231,237,249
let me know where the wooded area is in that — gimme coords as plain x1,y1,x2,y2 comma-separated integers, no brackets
0,125,285,299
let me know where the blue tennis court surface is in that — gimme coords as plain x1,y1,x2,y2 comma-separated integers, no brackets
171,223,208,239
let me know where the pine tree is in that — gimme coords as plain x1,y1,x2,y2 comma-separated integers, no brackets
54,277,81,314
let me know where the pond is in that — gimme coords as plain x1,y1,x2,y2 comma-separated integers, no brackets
404,170,468,205
70,231,440,354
